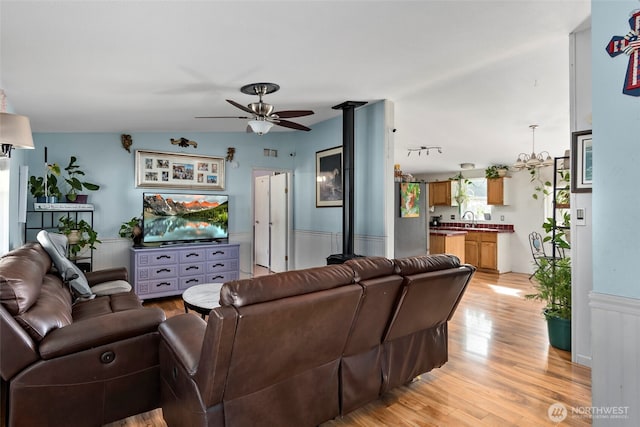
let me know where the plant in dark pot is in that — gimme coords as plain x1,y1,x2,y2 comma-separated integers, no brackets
58,216,101,260
63,156,100,203
29,163,62,203
119,216,143,247
525,257,571,351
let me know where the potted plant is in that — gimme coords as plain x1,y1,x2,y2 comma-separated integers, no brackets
29,163,62,203
542,212,571,249
58,216,101,259
485,165,510,179
63,156,100,203
449,172,472,216
119,216,143,247
525,257,571,351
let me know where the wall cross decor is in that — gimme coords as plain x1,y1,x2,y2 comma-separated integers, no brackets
606,8,640,96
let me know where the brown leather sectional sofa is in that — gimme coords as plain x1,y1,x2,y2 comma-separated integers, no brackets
159,254,475,427
0,243,166,427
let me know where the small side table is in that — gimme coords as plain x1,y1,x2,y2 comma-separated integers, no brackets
182,283,223,319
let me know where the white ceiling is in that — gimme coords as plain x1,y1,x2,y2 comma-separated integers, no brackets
0,0,590,174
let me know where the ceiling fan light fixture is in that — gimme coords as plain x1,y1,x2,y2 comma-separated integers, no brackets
248,119,274,135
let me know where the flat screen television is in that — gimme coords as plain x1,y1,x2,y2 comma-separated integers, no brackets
142,193,228,245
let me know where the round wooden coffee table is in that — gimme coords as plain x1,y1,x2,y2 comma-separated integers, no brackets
182,283,223,319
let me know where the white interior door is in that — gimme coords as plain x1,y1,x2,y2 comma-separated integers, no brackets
254,175,270,268
270,173,290,273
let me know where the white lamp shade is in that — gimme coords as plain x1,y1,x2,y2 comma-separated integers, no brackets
0,113,35,149
248,120,274,135
526,154,540,167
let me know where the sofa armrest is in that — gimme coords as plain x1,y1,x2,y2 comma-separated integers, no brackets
159,314,207,376
38,307,165,359
85,267,128,286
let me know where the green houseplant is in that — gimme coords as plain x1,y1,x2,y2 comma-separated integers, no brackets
119,216,143,246
58,216,101,258
525,257,572,351
485,165,510,179
449,172,472,216
63,156,100,202
29,163,62,202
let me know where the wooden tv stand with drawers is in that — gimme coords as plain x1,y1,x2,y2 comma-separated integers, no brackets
130,243,240,299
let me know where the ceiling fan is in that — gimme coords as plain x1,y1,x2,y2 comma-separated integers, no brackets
195,82,314,135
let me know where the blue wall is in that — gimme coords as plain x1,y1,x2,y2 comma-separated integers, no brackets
28,132,296,238
592,0,640,299
292,101,387,237
24,101,387,248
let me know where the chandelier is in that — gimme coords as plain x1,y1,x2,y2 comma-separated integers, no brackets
407,146,443,156
512,125,554,170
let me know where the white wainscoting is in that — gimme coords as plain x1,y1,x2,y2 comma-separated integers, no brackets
293,230,386,270
93,238,132,273
590,291,640,426
96,232,386,278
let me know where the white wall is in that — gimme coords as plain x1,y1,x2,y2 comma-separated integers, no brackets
570,23,593,367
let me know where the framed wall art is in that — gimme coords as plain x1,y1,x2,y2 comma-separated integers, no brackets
571,130,592,193
135,150,225,190
400,182,421,217
316,146,342,207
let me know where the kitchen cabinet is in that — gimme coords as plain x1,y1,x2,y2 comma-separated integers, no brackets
487,177,511,205
464,231,511,273
429,181,454,206
429,232,465,263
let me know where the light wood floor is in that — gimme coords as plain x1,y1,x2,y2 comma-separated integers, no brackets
106,271,591,426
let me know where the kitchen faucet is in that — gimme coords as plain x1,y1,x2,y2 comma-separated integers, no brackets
462,211,476,227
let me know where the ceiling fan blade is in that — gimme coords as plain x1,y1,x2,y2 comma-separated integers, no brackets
275,119,311,132
194,115,251,119
227,99,254,114
273,110,314,119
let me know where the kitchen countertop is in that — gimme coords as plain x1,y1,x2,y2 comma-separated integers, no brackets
430,229,468,236
431,226,514,233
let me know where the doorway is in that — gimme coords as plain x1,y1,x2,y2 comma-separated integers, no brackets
253,170,293,275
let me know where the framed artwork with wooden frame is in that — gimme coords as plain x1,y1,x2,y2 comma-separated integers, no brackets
571,130,592,193
316,146,342,207
135,150,225,190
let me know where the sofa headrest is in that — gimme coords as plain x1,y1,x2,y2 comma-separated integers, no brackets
0,243,52,315
344,256,396,281
220,264,355,307
393,254,461,276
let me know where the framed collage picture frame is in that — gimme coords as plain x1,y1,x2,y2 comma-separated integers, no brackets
135,150,225,190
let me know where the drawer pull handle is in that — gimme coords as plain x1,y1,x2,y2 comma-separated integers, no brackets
156,282,171,287
186,266,199,271
211,250,225,255
186,253,200,258
156,255,171,260
157,268,171,273
212,263,224,268
186,278,199,284
211,275,224,280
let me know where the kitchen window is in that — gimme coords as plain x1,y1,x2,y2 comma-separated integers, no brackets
461,178,492,220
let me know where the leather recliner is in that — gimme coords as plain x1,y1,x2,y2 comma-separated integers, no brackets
0,243,166,427
159,264,362,427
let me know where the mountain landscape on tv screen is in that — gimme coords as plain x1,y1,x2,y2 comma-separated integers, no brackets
143,193,226,218
143,194,228,243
